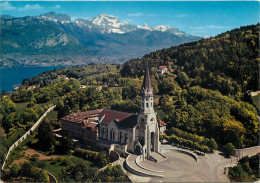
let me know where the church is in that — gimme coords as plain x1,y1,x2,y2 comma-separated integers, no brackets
61,65,166,160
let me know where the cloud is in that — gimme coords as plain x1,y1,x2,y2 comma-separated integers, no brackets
18,4,43,11
127,13,155,17
127,13,143,17
121,18,134,23
1,2,16,10
53,5,61,9
71,17,90,21
175,14,190,18
1,2,61,12
190,25,229,30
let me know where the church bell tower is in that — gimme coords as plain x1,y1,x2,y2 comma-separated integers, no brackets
135,64,161,160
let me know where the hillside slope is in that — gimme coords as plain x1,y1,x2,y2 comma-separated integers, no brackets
19,24,259,148
121,24,259,92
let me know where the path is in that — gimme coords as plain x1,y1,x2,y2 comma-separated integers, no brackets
12,149,61,165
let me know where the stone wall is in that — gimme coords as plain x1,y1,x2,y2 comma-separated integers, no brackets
1,105,56,171
235,146,260,158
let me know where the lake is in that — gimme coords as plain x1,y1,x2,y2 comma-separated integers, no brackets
0,66,65,92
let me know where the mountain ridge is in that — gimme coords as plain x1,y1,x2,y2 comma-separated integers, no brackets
1,12,202,68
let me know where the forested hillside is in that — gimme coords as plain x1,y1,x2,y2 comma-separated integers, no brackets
1,24,258,164
122,24,259,92
120,24,259,148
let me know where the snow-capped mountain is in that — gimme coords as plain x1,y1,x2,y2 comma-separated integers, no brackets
74,14,188,36
40,11,71,22
40,13,189,36
74,14,137,34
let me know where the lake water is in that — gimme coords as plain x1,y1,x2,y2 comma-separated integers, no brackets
0,66,65,92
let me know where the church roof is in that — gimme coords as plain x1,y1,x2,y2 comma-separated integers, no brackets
142,64,152,90
117,114,138,128
99,109,133,125
62,109,136,131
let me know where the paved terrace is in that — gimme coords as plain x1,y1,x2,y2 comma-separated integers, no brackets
121,145,238,182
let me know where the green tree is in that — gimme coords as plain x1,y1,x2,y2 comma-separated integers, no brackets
35,169,49,182
10,164,21,177
21,161,33,177
75,171,83,182
0,97,16,114
224,143,236,157
58,168,69,182
2,114,14,132
208,138,218,151
37,119,56,152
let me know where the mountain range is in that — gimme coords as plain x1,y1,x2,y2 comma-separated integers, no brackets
0,12,202,68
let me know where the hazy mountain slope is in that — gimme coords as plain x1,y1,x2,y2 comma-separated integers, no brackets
1,16,89,55
0,12,202,68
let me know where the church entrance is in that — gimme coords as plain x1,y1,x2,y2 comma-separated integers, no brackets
151,132,154,152
135,142,142,155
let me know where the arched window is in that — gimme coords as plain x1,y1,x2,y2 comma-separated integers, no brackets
142,102,144,108
146,103,149,108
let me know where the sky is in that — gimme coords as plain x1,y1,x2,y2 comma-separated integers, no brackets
0,1,259,37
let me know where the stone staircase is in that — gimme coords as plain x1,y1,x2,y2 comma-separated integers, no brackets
125,154,163,177
149,152,167,162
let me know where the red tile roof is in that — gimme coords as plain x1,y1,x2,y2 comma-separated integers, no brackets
158,119,167,127
168,62,173,65
62,109,135,133
159,66,167,69
99,109,133,124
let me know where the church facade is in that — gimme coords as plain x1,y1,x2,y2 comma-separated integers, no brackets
61,66,165,160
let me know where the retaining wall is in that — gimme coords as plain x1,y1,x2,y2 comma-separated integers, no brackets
1,105,56,171
161,148,198,162
125,155,163,178
235,146,260,158
135,155,163,173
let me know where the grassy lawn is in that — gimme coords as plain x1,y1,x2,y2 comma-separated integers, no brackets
41,155,99,182
15,97,59,114
45,110,58,120
252,94,260,111
39,97,60,107
6,128,26,147
43,160,67,180
15,102,29,113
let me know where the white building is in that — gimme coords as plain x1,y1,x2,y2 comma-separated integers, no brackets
158,66,168,74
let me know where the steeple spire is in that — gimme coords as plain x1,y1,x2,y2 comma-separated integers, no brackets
141,64,153,97
142,64,152,90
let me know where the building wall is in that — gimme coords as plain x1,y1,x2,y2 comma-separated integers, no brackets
159,126,166,134
61,119,98,145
